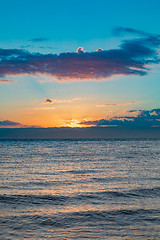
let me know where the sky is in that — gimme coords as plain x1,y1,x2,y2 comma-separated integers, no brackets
0,0,160,129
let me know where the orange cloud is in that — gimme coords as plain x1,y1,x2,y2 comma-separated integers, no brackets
0,79,16,84
43,97,87,104
97,101,137,107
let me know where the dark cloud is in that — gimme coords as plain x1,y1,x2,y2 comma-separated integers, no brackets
30,38,49,42
80,108,160,128
0,120,39,128
43,98,53,103
127,110,138,113
0,120,20,127
0,28,159,81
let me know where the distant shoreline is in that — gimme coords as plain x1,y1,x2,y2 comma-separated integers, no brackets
0,127,160,139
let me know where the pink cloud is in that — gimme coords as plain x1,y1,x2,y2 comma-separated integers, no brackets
0,79,16,84
77,47,84,53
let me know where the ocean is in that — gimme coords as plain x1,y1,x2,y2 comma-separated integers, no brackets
0,139,160,239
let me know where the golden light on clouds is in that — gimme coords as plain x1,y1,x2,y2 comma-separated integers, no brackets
62,119,83,128
61,119,96,128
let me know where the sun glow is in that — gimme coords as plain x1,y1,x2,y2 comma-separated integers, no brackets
62,119,83,128
61,118,97,128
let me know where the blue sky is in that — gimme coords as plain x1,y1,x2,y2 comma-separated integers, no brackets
0,0,160,128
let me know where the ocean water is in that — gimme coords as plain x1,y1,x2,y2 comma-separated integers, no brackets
0,139,160,240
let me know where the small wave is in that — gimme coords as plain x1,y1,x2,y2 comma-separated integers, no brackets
130,187,160,197
1,208,159,230
1,187,159,207
75,187,160,200
0,194,69,206
21,180,66,187
66,169,97,174
0,186,12,189
92,176,128,182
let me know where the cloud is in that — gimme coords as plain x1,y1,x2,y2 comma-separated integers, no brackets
43,97,85,104
112,27,152,37
30,38,49,42
80,108,160,128
0,120,39,128
0,28,159,81
43,98,71,104
0,79,16,84
97,101,136,107
39,46,54,50
34,107,55,110
77,47,84,53
0,120,20,127
21,45,32,49
44,98,53,103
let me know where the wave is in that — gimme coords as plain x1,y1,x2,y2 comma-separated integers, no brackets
0,194,69,206
1,208,159,229
66,169,97,174
1,187,160,206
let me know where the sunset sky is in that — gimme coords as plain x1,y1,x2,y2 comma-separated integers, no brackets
0,0,160,129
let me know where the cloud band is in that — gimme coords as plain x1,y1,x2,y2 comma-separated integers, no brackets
0,28,159,81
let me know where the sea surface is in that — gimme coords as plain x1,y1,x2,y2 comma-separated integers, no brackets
0,139,160,240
